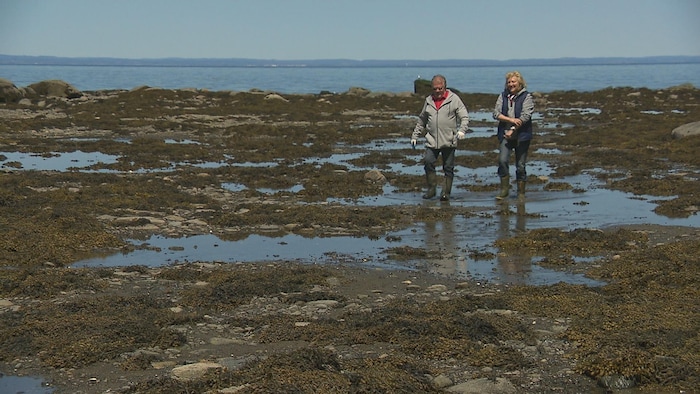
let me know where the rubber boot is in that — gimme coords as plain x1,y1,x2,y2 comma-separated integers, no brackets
422,172,437,199
517,180,526,198
496,176,510,200
440,177,453,201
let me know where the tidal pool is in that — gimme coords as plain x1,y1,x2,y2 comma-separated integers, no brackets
0,150,118,171
0,374,54,393
73,171,697,286
5,108,698,286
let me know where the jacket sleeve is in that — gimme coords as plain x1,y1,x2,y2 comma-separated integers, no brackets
456,97,469,134
518,93,535,123
493,93,504,120
412,101,429,140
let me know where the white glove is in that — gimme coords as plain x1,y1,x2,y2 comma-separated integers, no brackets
456,131,466,140
410,139,417,149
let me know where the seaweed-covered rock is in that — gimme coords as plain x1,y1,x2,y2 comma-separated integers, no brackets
414,78,431,96
0,78,24,103
671,120,700,139
27,79,82,99
346,86,370,96
414,78,461,96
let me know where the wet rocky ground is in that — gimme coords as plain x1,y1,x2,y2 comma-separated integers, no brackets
0,82,698,393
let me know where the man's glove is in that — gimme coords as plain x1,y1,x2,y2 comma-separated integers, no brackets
411,139,417,149
456,131,466,140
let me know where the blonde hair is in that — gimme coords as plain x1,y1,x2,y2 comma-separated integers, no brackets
504,71,526,90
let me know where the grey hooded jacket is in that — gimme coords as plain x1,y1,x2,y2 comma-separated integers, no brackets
412,90,469,149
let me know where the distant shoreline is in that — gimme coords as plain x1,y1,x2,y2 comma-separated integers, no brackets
1,54,699,68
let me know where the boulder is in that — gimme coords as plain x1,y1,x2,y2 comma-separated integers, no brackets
27,79,82,99
0,78,24,103
414,78,431,96
671,121,700,139
414,78,461,96
364,169,387,183
345,86,370,96
264,93,289,102
171,362,222,381
446,377,517,393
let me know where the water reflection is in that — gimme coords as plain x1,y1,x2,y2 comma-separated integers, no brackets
70,166,698,287
0,150,118,171
0,374,54,393
423,215,463,277
495,200,533,284
73,233,399,268
5,118,698,287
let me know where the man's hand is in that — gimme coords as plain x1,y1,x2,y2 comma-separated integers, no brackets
411,139,417,149
456,131,466,140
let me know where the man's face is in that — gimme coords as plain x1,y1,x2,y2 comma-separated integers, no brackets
431,79,446,100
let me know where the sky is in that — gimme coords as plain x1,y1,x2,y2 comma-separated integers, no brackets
1,0,698,61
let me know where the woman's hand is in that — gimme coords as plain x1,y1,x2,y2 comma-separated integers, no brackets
500,115,521,128
505,126,516,139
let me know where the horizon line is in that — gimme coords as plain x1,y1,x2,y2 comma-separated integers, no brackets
2,54,699,62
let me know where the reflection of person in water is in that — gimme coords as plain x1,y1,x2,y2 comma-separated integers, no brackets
423,219,466,276
515,200,527,233
496,200,531,282
498,200,528,235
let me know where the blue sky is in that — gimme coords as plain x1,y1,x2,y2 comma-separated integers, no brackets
1,0,698,60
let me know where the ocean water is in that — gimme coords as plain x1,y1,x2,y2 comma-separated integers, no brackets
1,63,699,94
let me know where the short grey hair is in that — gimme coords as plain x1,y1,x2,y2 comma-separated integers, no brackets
431,74,447,86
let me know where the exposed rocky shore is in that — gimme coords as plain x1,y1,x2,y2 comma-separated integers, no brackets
0,78,698,393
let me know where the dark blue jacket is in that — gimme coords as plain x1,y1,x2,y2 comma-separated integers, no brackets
497,90,534,142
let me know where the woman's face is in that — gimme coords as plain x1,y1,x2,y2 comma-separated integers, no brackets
506,76,521,94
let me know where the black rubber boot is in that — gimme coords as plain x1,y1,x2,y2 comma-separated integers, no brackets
422,172,437,199
440,177,453,201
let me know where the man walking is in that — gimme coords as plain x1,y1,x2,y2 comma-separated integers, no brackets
411,74,470,201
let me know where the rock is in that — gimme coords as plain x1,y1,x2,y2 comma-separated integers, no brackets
170,362,222,381
426,284,448,292
364,169,386,183
598,374,636,390
0,78,24,103
414,78,431,96
209,337,249,345
218,384,252,393
151,361,177,369
264,93,288,102
667,83,696,91
671,121,700,139
303,300,340,311
27,79,82,99
414,78,461,96
432,374,453,388
345,87,370,96
446,377,517,393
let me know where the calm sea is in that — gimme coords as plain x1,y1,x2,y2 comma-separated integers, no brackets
1,63,699,94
